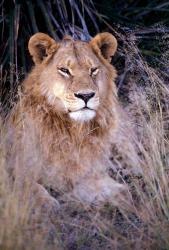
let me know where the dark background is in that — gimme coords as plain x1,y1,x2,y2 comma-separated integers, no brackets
1,0,169,113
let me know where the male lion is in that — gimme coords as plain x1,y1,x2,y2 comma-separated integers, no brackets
8,32,126,208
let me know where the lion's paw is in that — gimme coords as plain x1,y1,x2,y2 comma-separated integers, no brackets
73,176,127,206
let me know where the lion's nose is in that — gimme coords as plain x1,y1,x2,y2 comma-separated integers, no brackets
74,92,95,104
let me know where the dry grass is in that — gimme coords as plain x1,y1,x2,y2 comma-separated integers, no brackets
1,1,169,249
0,32,169,250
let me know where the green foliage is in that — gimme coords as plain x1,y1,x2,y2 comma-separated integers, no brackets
95,0,169,26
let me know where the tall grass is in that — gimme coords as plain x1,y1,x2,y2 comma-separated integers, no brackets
1,0,169,249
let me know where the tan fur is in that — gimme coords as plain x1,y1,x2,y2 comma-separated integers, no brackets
9,32,125,205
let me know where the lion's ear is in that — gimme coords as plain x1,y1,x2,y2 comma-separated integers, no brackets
90,32,117,62
28,33,58,64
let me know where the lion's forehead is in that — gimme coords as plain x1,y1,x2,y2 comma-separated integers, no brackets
53,41,100,69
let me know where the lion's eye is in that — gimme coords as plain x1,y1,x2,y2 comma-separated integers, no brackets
58,67,71,77
90,67,99,77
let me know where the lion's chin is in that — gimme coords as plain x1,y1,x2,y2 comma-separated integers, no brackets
69,109,96,122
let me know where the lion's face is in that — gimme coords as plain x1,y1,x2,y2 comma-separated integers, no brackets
28,32,117,122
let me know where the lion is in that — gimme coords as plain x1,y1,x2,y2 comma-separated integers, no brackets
7,32,126,209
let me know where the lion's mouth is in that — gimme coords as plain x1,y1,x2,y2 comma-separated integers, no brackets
68,107,96,122
68,106,95,113
81,106,94,111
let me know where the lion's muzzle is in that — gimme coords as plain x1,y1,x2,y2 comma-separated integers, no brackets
66,90,99,122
